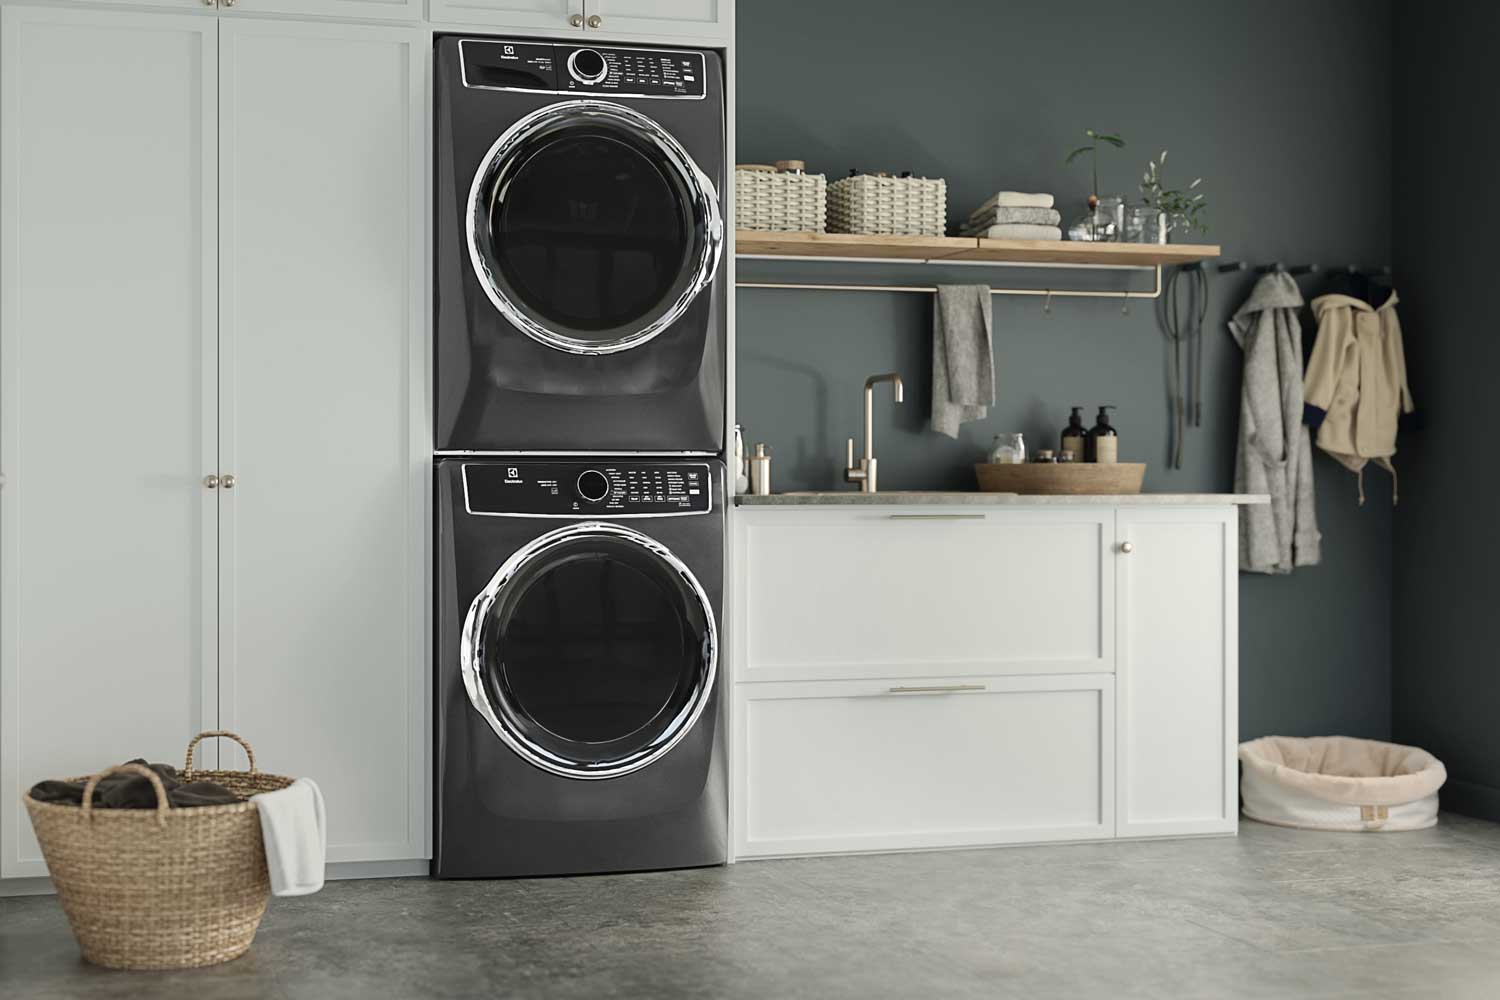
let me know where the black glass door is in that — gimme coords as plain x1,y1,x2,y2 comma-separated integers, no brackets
464,525,716,779
468,101,722,355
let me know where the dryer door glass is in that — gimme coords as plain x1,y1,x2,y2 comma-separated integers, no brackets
463,524,717,779
468,100,723,356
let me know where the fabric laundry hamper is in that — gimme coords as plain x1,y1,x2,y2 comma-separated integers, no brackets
23,731,294,970
1239,735,1446,832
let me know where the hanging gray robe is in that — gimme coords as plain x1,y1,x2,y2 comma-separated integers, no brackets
1228,273,1322,574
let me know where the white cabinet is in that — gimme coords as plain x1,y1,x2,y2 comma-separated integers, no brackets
735,508,1114,682
428,0,585,31
0,6,220,879
0,9,427,878
585,0,726,38
215,19,426,863
734,675,1115,859
228,0,423,20
731,503,1241,861
1115,507,1238,838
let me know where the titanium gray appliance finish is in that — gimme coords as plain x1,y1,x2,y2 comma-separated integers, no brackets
434,458,726,878
434,36,727,454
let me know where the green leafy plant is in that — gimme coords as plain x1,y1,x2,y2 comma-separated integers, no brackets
1064,128,1126,204
1140,150,1207,235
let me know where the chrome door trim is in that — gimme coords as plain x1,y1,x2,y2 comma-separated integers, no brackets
460,521,719,780
465,99,723,356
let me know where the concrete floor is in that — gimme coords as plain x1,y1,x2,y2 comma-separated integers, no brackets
6,815,1500,999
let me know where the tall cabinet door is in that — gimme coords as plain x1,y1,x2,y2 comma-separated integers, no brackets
0,7,219,879
216,19,427,863
1115,507,1238,838
585,0,727,39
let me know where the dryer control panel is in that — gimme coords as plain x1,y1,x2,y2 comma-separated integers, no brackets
463,462,712,517
458,38,706,100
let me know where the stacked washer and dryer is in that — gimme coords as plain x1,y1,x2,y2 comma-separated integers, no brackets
432,35,728,878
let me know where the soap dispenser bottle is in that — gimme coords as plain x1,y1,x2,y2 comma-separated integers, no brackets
1087,406,1119,464
1060,407,1087,464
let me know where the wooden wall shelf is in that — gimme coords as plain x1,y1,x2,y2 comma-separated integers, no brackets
736,230,1221,268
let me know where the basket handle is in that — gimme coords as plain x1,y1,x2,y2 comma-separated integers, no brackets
81,763,169,828
183,730,258,776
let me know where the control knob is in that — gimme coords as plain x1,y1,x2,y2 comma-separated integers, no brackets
567,48,609,85
576,469,611,503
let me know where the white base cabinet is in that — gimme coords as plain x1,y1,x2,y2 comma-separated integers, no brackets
731,503,1240,860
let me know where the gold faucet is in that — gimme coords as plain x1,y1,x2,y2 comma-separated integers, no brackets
845,373,904,493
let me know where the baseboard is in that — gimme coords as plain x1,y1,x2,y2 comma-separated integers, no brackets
1,860,429,898
1442,779,1500,823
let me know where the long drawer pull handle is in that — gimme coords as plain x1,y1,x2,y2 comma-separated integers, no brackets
886,684,988,694
885,514,986,521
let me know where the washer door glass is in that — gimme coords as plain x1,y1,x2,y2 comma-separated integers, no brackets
462,524,717,779
468,100,723,356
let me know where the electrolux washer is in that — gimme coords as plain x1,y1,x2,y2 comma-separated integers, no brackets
434,458,725,878
434,36,726,454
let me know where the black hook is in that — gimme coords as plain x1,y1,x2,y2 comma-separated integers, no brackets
1287,264,1320,276
1216,260,1248,274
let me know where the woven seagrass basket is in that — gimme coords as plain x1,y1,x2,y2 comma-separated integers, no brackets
23,730,293,970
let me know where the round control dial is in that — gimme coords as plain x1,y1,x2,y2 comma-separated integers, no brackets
576,469,611,503
567,48,609,86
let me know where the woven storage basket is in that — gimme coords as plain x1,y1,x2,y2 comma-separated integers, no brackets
827,173,947,236
735,164,827,232
24,730,293,970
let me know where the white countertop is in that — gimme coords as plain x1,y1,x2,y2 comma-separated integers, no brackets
735,491,1269,507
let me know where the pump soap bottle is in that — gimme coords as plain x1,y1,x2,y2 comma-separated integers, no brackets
1060,407,1087,464
1087,406,1119,464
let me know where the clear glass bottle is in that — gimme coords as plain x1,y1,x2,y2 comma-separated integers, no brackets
989,433,1026,465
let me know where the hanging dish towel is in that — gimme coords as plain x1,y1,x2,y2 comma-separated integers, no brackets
931,285,995,438
255,777,326,897
1304,291,1414,505
1228,272,1322,573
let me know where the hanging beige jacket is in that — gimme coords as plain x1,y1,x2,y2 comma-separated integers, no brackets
1304,291,1414,504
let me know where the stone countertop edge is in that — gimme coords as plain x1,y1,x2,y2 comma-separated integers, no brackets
734,493,1271,506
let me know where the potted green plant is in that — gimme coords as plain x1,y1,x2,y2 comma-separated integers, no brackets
1064,128,1126,241
1134,150,1206,243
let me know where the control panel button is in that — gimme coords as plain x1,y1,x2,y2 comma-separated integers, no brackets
576,469,611,503
567,48,609,85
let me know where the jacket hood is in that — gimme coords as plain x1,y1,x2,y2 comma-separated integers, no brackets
1229,271,1303,347
1311,290,1400,316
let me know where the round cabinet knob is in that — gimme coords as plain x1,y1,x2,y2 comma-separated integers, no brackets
576,469,610,503
221,474,237,491
567,48,608,85
204,474,219,490
587,14,603,28
569,13,584,26
1120,541,1134,554
223,0,235,6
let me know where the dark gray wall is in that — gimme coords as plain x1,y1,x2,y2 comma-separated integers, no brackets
736,0,1396,740
1392,4,1500,819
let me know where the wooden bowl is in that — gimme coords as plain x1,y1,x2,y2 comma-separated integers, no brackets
974,462,1146,495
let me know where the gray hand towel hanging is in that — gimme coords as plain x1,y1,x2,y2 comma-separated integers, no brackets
932,285,995,438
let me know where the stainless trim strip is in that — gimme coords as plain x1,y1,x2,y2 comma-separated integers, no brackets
458,462,713,520
885,684,988,695
466,99,723,356
460,521,718,780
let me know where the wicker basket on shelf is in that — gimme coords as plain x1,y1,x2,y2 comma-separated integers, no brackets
23,730,293,970
735,163,827,232
827,173,947,236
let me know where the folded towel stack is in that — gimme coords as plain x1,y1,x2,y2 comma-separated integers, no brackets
958,191,1062,241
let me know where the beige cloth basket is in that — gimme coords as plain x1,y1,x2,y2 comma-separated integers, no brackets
24,730,294,969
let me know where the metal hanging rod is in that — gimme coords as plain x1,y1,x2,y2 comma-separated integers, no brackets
737,265,1163,300
737,253,1156,273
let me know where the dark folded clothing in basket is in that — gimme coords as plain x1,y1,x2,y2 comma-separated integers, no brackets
30,758,241,809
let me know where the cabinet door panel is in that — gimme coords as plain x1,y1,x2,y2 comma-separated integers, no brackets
734,508,1114,681
429,0,583,31
0,7,218,878
587,0,725,39
1116,508,1237,837
236,0,422,20
734,675,1114,859
217,19,426,863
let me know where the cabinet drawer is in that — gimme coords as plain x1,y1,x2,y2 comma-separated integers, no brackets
732,674,1115,859
733,508,1114,681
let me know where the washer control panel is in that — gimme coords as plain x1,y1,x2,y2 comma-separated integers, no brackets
459,38,706,100
463,462,712,517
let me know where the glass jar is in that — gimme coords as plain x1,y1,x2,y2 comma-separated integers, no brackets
1124,206,1167,244
989,433,1026,465
1067,196,1124,242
